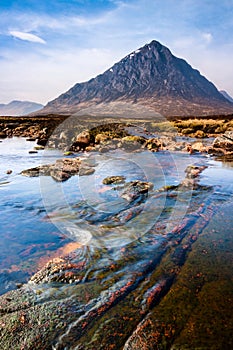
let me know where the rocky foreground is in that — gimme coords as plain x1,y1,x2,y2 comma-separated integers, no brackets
0,157,233,349
1,115,233,158
0,196,232,350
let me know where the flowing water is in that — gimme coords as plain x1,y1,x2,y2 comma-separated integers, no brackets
0,137,233,296
0,137,233,348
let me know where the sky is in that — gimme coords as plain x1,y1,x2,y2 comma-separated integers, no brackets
0,0,233,105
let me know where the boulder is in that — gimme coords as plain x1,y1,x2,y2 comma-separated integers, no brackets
212,131,233,151
73,130,92,151
144,138,162,151
189,141,207,153
21,158,81,181
209,131,233,156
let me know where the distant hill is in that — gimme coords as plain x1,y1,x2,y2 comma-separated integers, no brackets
220,90,233,103
0,100,44,116
40,40,233,117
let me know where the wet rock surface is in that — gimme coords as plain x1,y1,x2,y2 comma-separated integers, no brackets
208,131,233,158
2,162,232,350
0,184,232,350
120,180,154,202
21,158,95,181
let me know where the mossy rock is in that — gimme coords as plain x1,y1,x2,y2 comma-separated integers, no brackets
145,138,162,151
102,176,126,185
122,135,146,144
95,133,110,144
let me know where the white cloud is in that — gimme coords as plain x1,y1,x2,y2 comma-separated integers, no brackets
202,32,213,44
9,31,46,44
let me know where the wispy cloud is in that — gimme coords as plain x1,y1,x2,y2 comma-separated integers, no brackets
9,31,46,44
202,32,213,44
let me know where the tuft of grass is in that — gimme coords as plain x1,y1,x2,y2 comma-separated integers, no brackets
174,118,233,136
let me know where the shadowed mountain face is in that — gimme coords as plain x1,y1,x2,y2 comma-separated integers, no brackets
42,40,233,117
0,100,43,116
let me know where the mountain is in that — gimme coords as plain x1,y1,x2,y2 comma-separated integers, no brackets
220,90,233,103
41,40,233,117
0,100,44,116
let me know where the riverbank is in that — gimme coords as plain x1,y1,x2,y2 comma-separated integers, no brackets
0,113,233,141
1,114,233,157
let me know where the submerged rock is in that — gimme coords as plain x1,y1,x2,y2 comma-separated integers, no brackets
21,158,81,181
21,165,51,177
185,164,207,179
120,180,154,202
79,165,95,176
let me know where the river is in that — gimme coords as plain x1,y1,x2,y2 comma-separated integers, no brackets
0,136,232,349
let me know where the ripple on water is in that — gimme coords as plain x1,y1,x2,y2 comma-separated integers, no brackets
0,137,233,296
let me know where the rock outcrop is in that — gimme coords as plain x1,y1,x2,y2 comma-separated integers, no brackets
21,157,94,182
209,131,233,157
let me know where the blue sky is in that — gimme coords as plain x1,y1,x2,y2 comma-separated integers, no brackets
0,0,233,104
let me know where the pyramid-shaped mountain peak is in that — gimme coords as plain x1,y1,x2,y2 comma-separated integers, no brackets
41,40,233,117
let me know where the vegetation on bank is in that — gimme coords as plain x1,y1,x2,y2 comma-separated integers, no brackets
173,118,233,137
0,114,233,140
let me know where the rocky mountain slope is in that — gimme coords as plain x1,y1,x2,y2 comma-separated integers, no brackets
0,100,43,116
41,40,233,117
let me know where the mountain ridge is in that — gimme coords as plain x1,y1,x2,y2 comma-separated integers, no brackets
40,40,233,117
220,90,233,103
0,100,43,116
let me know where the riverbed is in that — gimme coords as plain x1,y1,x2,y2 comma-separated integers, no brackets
0,136,232,349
